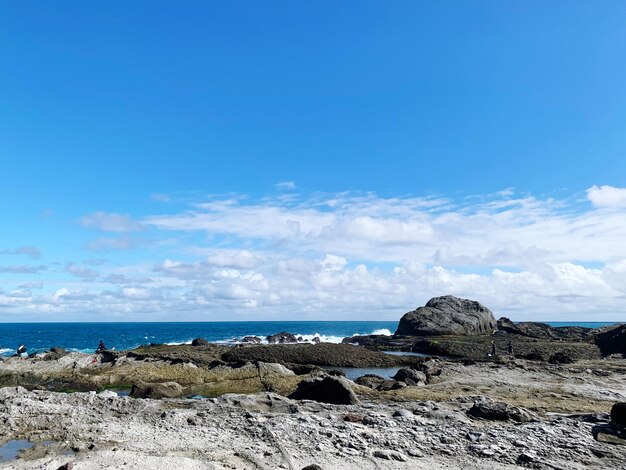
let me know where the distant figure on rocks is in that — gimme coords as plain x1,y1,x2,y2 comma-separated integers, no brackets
491,341,496,356
16,344,27,357
508,341,513,355
95,340,106,354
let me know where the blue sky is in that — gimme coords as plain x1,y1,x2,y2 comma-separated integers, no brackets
1,2,625,321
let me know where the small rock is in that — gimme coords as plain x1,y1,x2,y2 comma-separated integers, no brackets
393,409,413,418
301,465,324,470
57,464,74,470
191,338,209,346
372,449,408,462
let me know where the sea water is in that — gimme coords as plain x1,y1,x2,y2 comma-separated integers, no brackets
0,321,617,357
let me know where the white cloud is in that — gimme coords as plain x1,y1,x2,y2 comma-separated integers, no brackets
586,185,626,209
3,186,626,322
275,181,296,190
0,246,42,259
81,212,143,232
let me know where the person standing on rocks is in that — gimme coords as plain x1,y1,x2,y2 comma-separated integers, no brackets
17,344,27,357
491,341,496,356
96,340,106,354
508,341,513,355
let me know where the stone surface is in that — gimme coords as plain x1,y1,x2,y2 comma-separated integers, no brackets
267,332,298,344
354,374,386,389
395,296,497,336
191,338,209,346
130,381,185,399
593,324,626,356
611,402,626,428
289,375,359,405
467,398,535,423
393,368,427,385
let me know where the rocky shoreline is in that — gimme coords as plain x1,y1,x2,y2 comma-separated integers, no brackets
1,296,625,469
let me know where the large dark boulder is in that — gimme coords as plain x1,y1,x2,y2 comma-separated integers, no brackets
267,332,298,344
612,403,626,428
396,296,496,336
592,324,626,356
191,338,209,346
289,375,359,405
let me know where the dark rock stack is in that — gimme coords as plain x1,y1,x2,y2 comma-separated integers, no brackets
396,296,497,336
289,374,359,405
267,332,298,344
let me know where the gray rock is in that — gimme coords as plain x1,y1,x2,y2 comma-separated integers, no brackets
354,374,386,389
241,336,262,344
467,398,535,423
191,338,209,346
393,368,427,385
372,449,408,461
289,375,359,405
396,296,496,336
130,381,184,399
267,332,298,344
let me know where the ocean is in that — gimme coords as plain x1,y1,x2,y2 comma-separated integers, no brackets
0,321,618,357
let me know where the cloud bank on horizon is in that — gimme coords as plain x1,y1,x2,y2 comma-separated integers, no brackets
0,184,625,322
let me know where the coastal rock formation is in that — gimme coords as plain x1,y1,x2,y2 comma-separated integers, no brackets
612,403,626,428
241,336,262,344
222,343,421,368
130,382,185,398
467,398,536,423
395,296,496,336
267,332,298,344
354,374,386,389
130,381,185,398
393,368,427,386
496,317,590,340
191,338,209,346
593,324,626,356
2,387,626,469
289,374,359,405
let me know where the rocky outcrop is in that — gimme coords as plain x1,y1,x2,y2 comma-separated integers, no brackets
191,338,209,346
467,398,536,423
354,374,386,389
612,403,626,428
496,317,590,340
289,374,359,405
592,324,626,356
222,343,421,368
395,296,496,336
267,332,298,344
392,368,426,386
130,381,185,399
241,336,262,344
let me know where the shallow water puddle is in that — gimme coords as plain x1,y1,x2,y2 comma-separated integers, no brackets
0,440,34,461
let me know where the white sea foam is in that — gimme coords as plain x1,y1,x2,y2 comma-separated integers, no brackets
0,347,13,356
371,328,392,336
216,328,391,345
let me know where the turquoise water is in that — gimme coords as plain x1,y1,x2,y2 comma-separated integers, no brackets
0,321,618,357
0,321,397,356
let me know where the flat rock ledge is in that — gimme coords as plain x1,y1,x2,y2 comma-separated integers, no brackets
1,387,625,469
